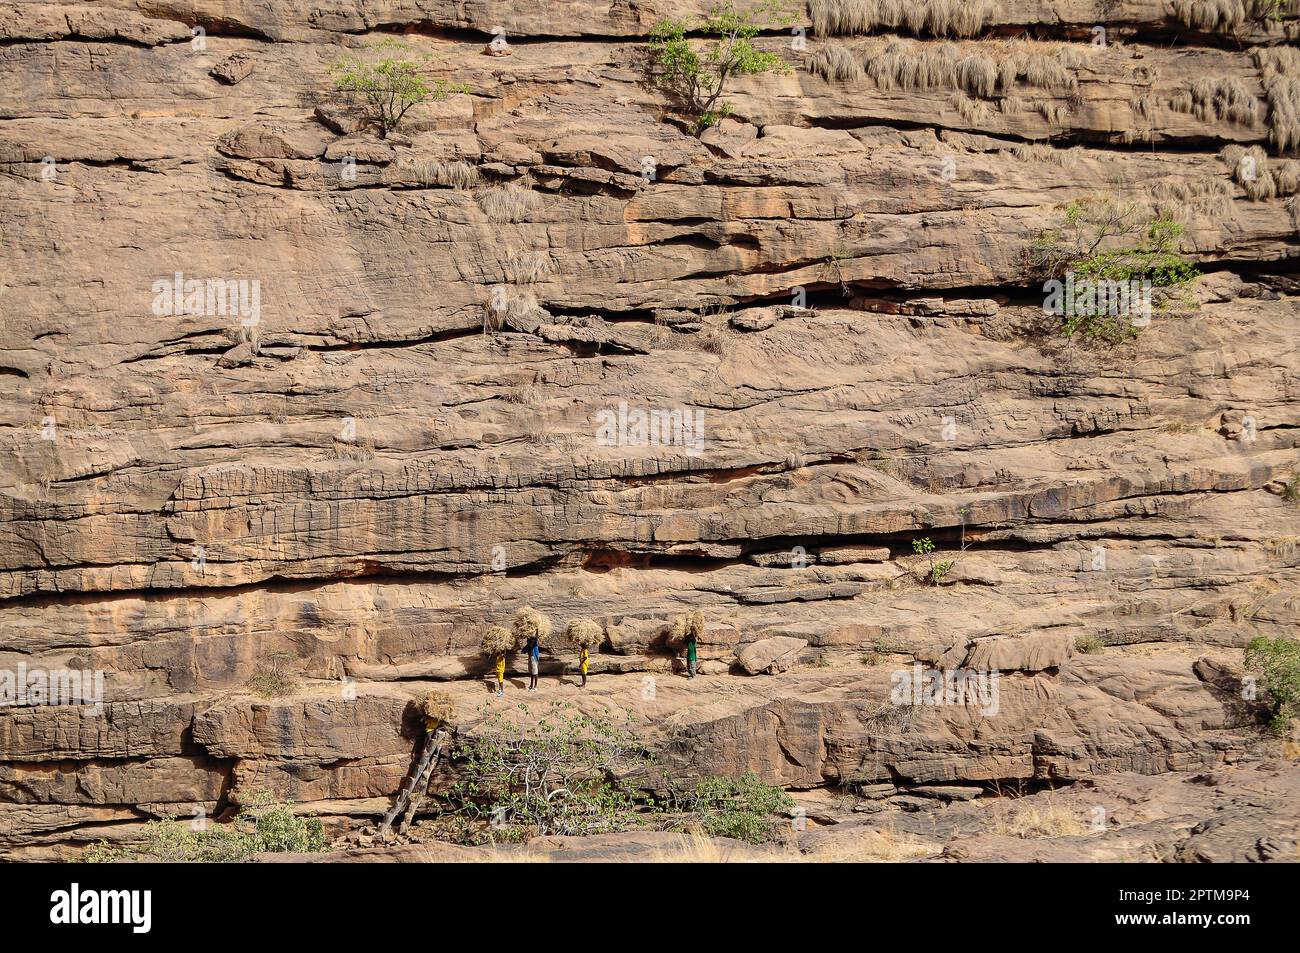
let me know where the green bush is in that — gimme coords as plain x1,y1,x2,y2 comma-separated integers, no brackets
1030,196,1200,344
330,39,469,138
86,791,327,862
1245,636,1300,734
1074,634,1105,654
648,2,795,135
671,772,795,844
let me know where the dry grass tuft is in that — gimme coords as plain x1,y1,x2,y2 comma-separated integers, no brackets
403,158,480,190
247,653,299,698
477,181,542,223
1255,47,1300,152
1170,76,1260,126
1147,174,1235,219
987,796,1088,838
808,44,864,83
504,251,553,284
810,0,994,38
1009,142,1083,167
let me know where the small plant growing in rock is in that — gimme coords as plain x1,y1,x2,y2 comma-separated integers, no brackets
1074,634,1105,655
86,791,326,862
330,39,470,138
1244,635,1300,734
247,653,299,698
1282,475,1300,503
647,2,796,135
912,537,952,584
1029,195,1200,345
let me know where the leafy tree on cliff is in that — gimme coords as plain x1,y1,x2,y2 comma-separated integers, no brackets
330,39,470,138
647,2,795,136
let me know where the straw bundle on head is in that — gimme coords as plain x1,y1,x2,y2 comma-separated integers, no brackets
419,689,455,725
564,618,604,649
513,605,552,646
668,610,705,647
481,624,515,656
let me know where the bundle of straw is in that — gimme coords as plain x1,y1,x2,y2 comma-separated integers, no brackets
419,689,455,725
512,605,553,646
480,624,515,655
564,618,604,649
668,610,705,647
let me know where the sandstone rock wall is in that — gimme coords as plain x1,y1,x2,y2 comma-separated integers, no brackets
1,0,1297,859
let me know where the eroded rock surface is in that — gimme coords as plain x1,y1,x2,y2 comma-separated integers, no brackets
1,0,1298,860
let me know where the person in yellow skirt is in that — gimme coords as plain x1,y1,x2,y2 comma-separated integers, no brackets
579,645,590,688
494,652,506,697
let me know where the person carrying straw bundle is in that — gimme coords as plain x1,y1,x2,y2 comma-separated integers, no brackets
564,618,603,688
480,624,514,697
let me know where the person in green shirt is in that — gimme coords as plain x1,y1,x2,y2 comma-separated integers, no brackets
685,632,698,678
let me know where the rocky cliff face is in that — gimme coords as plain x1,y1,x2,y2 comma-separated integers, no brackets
1,0,1298,861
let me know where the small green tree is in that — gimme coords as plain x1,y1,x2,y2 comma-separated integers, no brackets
1029,195,1200,344
648,2,795,135
1245,636,1300,734
330,39,469,138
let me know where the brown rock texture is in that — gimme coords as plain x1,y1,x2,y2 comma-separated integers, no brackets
1,0,1298,860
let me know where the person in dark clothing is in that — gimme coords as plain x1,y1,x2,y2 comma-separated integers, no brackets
686,632,698,678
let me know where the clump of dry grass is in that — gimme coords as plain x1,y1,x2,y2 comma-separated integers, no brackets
863,39,1079,101
480,625,515,656
504,251,553,284
803,827,934,862
1147,174,1235,219
1175,0,1299,33
483,286,543,332
810,0,993,38
987,796,1088,838
247,653,299,698
947,91,989,123
1009,142,1083,167
1222,144,1278,199
1169,76,1260,126
477,180,542,223
1255,47,1300,152
808,44,864,83
403,158,480,190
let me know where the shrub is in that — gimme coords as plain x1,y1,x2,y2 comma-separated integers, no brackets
85,791,327,863
1245,635,1300,733
1029,195,1201,344
1255,46,1300,153
247,653,298,698
1074,633,1105,654
670,772,795,844
648,2,795,135
446,703,651,839
1282,475,1300,502
330,39,470,138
